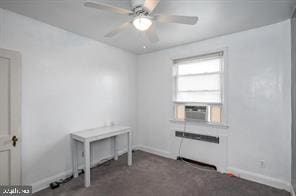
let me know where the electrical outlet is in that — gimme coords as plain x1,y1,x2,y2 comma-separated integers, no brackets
260,160,266,168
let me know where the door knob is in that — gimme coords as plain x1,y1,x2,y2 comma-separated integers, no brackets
12,136,18,147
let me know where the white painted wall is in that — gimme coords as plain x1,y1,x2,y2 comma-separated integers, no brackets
137,20,291,189
0,8,137,191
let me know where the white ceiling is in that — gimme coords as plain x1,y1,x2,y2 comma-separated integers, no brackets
0,0,295,54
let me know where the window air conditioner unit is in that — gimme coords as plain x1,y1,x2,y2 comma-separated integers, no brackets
185,105,207,121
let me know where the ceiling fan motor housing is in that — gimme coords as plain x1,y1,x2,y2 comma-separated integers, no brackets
130,0,145,9
130,0,149,15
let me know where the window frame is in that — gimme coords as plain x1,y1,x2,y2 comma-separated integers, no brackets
172,48,228,127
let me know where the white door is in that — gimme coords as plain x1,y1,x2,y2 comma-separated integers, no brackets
0,48,21,185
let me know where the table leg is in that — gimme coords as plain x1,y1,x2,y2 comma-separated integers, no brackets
128,131,132,166
71,138,78,178
84,141,90,187
114,136,118,161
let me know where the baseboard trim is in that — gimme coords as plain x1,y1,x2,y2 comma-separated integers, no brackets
227,167,291,192
31,149,127,193
134,145,175,160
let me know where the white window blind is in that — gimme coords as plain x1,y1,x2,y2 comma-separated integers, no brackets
174,52,223,103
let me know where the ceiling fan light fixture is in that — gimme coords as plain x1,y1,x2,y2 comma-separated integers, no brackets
84,0,198,43
132,16,152,31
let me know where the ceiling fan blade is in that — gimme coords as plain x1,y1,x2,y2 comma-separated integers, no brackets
145,23,159,43
84,2,133,15
143,0,160,13
104,21,132,37
154,15,198,25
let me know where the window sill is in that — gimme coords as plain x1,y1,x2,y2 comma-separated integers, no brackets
170,119,229,129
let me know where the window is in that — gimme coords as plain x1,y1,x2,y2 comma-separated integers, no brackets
173,51,225,124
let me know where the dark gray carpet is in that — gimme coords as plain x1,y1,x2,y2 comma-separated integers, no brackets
34,151,290,196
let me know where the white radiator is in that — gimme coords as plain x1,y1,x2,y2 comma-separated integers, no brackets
169,127,228,173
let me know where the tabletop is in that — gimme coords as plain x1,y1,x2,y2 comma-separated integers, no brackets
71,125,131,142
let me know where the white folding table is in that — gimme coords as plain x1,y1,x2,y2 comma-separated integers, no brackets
71,125,132,187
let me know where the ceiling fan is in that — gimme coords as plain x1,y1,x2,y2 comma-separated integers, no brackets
84,0,199,43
